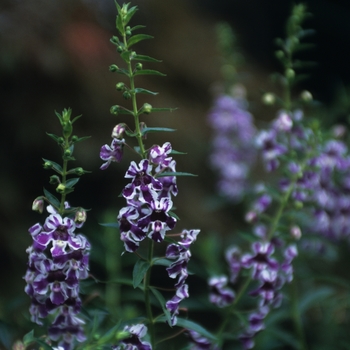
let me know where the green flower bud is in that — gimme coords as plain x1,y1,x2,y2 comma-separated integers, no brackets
141,103,152,115
123,91,131,100
300,90,313,102
32,197,44,214
111,36,119,44
58,137,64,145
126,26,132,36
49,175,60,184
116,82,125,91
109,64,119,72
43,161,52,169
74,167,85,176
135,63,143,71
110,105,119,115
72,135,79,142
117,46,123,53
285,68,295,79
56,183,66,194
262,92,276,105
64,149,71,156
275,50,285,59
294,201,303,209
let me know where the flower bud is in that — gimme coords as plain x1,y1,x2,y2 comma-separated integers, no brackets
110,105,119,115
112,123,126,139
32,197,44,214
71,135,79,142
57,137,64,145
245,211,257,223
140,122,147,139
43,161,52,169
64,149,71,156
275,50,285,59
285,68,295,79
116,82,125,91
56,184,66,194
135,63,143,70
294,201,303,209
123,91,131,100
109,64,119,72
141,103,152,114
290,225,302,240
75,209,87,225
262,92,276,106
74,167,85,176
12,341,25,350
49,175,60,184
125,26,132,36
117,46,123,53
301,90,313,102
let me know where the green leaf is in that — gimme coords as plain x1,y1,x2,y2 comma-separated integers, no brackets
127,34,153,48
170,150,187,155
116,14,124,35
97,321,122,345
134,54,162,63
141,127,176,136
156,172,197,177
150,287,172,325
23,330,35,345
150,107,177,112
121,50,132,63
42,158,63,174
110,105,134,116
168,210,180,220
152,258,171,267
124,6,138,26
133,259,150,288
71,114,82,124
65,177,80,188
155,316,217,340
134,88,159,95
130,25,146,32
134,69,166,77
72,135,91,143
43,188,60,208
46,132,61,144
99,222,119,228
299,286,335,313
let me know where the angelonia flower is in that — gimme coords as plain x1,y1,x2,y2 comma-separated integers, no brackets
112,324,152,350
208,276,235,308
208,92,256,202
105,141,179,253
165,229,200,325
24,204,90,350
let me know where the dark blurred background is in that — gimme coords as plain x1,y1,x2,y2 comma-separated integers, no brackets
1,0,350,345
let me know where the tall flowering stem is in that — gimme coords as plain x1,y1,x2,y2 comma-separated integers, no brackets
25,109,91,350
100,3,199,348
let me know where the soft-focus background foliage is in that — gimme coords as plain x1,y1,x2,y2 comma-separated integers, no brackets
2,0,350,347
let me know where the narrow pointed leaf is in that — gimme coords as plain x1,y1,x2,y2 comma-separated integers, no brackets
170,150,187,155
156,172,197,177
133,259,150,288
134,69,166,77
150,287,172,325
65,177,80,188
46,132,61,144
127,34,153,48
151,107,177,112
72,135,91,144
124,6,138,26
131,25,146,32
43,188,60,208
42,158,63,174
141,127,176,136
116,14,124,35
99,222,119,228
23,330,35,345
121,51,132,63
134,88,158,95
134,54,162,63
71,114,82,124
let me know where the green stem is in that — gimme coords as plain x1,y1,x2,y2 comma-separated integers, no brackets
216,275,252,344
58,137,69,215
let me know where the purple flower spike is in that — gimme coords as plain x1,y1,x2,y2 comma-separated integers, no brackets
100,138,125,170
208,276,235,308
